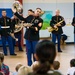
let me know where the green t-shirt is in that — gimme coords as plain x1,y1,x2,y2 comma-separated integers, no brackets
28,70,62,75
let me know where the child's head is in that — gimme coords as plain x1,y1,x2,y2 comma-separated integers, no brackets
0,52,4,63
53,61,60,70
70,59,75,67
34,40,56,73
0,52,4,70
0,72,5,75
35,40,56,64
18,66,32,75
15,63,23,72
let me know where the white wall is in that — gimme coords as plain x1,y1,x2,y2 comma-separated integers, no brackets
0,0,14,2
0,0,14,8
23,0,75,3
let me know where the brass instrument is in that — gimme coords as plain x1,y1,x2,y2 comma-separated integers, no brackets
14,22,32,33
12,0,23,14
14,21,24,33
48,20,64,32
12,1,32,33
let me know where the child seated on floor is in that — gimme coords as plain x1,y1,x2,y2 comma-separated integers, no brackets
12,63,23,75
0,52,9,75
67,59,75,75
53,61,63,74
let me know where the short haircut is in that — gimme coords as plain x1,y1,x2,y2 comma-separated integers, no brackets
15,63,22,71
36,8,42,11
70,59,75,67
28,9,34,13
0,52,4,62
2,9,6,12
55,9,60,13
53,61,60,70
28,9,33,11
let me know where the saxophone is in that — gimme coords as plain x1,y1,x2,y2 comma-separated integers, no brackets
48,20,64,32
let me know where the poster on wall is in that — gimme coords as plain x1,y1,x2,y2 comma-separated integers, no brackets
41,11,53,30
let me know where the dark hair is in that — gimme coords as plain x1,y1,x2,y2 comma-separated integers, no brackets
2,9,6,12
28,9,33,11
34,40,56,74
28,9,34,13
0,52,4,62
36,8,42,11
70,59,75,67
53,61,60,70
0,53,4,70
15,63,22,71
73,71,75,75
0,72,4,75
